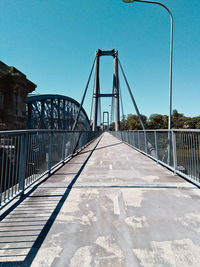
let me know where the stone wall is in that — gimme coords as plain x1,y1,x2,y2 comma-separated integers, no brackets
0,61,36,130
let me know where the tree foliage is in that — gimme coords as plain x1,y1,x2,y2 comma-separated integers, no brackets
109,110,200,130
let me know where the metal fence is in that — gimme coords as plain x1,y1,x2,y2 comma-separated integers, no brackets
0,130,100,209
111,130,200,187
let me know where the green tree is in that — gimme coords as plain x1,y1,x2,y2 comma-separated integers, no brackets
147,114,168,129
108,110,200,130
196,119,200,129
125,114,147,130
172,109,184,128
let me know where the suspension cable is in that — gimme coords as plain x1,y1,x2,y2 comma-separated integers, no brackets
72,57,96,130
118,59,145,130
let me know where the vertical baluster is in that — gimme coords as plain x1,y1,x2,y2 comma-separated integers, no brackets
183,133,187,172
190,133,195,179
70,132,73,156
26,134,31,186
30,134,35,183
33,134,37,181
19,134,27,196
62,132,66,162
139,131,141,150
186,133,190,176
195,133,199,181
144,131,148,154
48,132,53,173
0,136,5,206
15,136,20,194
198,133,200,182
36,133,40,179
11,136,17,197
29,134,33,184
29,133,33,184
154,131,159,161
172,131,177,172
4,135,9,202
120,130,123,142
179,132,182,168
133,131,135,148
33,134,37,180
182,133,185,172
122,131,125,142
7,137,13,199
183,132,187,173
193,133,197,180
188,133,192,177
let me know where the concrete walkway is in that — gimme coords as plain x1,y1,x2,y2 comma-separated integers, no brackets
1,132,200,267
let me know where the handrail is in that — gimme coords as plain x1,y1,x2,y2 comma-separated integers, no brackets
111,130,200,188
0,130,101,210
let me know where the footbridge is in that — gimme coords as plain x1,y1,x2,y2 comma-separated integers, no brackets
1,131,200,266
1,50,200,266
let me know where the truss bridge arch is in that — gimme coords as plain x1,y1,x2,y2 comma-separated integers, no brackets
26,94,90,130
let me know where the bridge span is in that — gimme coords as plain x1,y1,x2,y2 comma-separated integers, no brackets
0,132,200,266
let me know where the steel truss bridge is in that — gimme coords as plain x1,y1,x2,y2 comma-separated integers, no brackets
0,49,200,266
26,94,90,131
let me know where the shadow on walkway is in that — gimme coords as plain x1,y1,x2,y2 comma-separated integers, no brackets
79,141,122,155
0,137,101,267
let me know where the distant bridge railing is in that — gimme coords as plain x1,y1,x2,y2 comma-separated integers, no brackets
0,130,100,210
111,130,200,188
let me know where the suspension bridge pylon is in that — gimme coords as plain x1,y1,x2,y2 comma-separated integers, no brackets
92,49,120,131
73,48,145,132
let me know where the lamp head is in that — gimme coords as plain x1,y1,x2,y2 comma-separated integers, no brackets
122,0,135,3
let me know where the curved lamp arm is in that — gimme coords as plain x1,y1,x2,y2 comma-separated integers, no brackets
123,0,173,131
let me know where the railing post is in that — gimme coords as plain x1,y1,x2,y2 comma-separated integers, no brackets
154,131,159,161
19,133,27,196
48,132,53,172
172,130,177,172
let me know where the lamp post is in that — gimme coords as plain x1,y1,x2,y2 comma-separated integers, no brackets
122,0,173,164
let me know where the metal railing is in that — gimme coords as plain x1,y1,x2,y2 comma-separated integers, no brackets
111,130,200,187
0,130,100,209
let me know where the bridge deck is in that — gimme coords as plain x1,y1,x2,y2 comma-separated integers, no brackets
1,132,200,266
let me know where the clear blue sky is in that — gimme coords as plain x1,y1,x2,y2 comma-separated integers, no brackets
1,0,200,119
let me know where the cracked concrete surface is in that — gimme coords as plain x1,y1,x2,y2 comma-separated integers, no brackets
0,132,200,267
